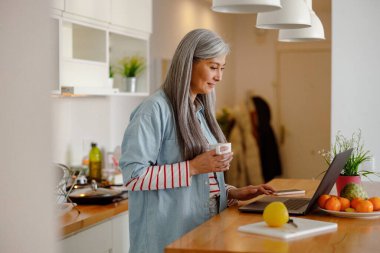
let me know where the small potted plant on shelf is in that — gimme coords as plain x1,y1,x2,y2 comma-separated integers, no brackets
319,129,376,194
108,65,115,89
116,55,145,92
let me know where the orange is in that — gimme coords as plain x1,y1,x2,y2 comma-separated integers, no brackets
338,197,350,211
325,196,341,211
318,194,331,209
356,200,374,213
351,197,364,209
368,197,380,211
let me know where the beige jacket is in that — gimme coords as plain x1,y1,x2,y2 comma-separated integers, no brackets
226,100,264,187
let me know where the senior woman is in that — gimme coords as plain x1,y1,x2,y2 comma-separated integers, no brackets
120,28,274,253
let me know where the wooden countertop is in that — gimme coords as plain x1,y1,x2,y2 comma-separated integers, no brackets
59,199,128,238
165,178,380,253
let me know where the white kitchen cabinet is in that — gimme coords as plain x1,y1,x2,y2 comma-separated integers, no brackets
63,22,107,62
61,21,108,89
52,0,64,11
111,0,152,33
50,18,60,91
59,211,130,253
59,219,113,253
65,0,110,23
112,212,130,253
58,20,150,95
52,0,151,96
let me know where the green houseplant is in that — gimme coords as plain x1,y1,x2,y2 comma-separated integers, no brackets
118,56,145,77
108,65,115,88
320,130,376,194
109,65,115,78
117,55,145,92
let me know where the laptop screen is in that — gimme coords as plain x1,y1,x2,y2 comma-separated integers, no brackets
305,148,353,213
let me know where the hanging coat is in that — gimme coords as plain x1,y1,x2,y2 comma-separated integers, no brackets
252,96,282,182
227,101,264,187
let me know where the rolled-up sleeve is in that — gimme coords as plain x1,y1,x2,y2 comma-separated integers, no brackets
120,101,191,191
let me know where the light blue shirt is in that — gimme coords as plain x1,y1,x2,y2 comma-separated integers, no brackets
120,89,227,253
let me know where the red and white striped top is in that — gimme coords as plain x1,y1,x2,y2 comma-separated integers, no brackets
125,161,190,191
124,161,237,205
208,172,220,197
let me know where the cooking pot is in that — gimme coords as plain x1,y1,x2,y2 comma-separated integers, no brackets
69,180,127,205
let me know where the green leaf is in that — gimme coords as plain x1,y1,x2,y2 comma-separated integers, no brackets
116,55,145,78
318,129,374,177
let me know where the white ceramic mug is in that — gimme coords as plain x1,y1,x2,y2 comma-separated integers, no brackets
208,143,232,155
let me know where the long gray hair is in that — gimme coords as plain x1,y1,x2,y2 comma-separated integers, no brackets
162,29,230,160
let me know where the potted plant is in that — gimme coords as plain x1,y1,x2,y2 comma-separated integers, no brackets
108,65,115,89
117,55,145,92
320,129,375,194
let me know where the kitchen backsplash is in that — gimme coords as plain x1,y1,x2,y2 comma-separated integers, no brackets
52,95,144,166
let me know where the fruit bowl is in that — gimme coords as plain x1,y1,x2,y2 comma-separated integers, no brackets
318,207,380,219
318,194,380,216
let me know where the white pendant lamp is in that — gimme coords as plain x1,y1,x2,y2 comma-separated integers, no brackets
256,0,311,29
212,0,282,14
278,0,325,42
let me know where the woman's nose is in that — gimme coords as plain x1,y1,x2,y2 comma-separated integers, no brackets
214,70,223,81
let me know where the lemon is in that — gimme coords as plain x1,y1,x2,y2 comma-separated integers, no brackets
263,202,289,227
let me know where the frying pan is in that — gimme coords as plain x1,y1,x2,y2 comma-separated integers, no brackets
69,180,127,205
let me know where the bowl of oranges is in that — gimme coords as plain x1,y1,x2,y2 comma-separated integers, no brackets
317,194,380,218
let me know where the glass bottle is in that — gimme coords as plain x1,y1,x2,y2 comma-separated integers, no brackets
89,142,102,182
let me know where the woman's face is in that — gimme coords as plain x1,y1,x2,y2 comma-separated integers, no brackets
190,55,226,101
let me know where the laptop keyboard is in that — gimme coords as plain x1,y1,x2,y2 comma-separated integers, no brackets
283,199,309,210
243,198,310,212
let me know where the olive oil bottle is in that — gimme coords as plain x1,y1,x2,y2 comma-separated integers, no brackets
89,142,102,182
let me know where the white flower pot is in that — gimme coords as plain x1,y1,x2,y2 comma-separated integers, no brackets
107,77,114,89
125,77,137,92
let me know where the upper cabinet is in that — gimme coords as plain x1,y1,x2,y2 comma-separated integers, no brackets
62,22,107,63
111,0,152,33
51,0,152,96
52,0,64,11
61,22,108,90
65,0,110,23
62,0,152,33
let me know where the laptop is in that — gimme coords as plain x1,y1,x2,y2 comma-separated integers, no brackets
238,149,353,215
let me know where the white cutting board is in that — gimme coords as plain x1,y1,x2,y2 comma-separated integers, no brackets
238,217,337,240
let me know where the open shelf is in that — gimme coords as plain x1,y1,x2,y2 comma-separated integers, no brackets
109,31,149,93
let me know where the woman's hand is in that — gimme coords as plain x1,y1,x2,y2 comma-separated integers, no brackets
189,149,233,176
227,184,275,201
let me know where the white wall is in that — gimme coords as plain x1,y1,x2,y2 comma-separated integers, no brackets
232,14,280,131
0,1,56,252
52,97,111,164
232,9,331,136
332,0,380,174
233,15,278,107
52,96,144,165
